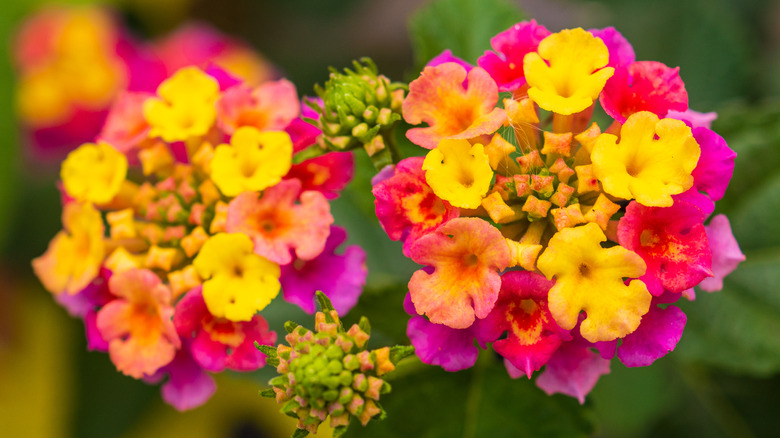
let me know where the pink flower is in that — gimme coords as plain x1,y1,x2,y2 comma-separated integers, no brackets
690,127,737,202
96,268,180,378
373,157,459,256
156,343,217,411
285,152,355,200
216,79,300,135
600,61,688,123
427,49,473,71
618,200,712,296
403,63,506,149
174,286,277,372
97,91,153,155
699,214,745,292
531,318,611,404
280,226,367,315
589,27,635,70
477,20,550,92
479,271,570,378
404,293,480,372
226,179,333,265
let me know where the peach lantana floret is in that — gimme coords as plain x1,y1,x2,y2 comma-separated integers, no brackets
403,63,506,149
210,126,293,197
32,202,105,295
225,179,333,265
193,232,281,322
591,111,700,207
524,28,614,115
537,222,652,343
408,217,511,329
422,138,494,209
96,268,180,379
60,141,127,204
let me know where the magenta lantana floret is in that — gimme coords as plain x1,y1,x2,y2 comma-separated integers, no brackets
32,65,366,410
373,21,743,403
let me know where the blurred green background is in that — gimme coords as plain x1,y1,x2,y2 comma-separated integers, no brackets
2,0,780,437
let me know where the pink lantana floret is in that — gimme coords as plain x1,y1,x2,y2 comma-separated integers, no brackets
588,27,636,70
408,217,510,329
532,320,611,404
600,61,688,123
617,297,687,367
226,179,333,265
158,343,217,411
690,127,737,202
427,49,473,71
216,79,300,135
403,63,506,149
618,200,712,296
97,91,153,155
373,157,459,256
479,271,570,378
477,20,550,92
699,214,745,292
174,286,277,372
96,268,180,379
280,226,367,315
285,152,355,200
404,294,479,372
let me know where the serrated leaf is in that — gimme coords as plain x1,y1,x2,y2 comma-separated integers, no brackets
344,355,594,437
408,0,525,71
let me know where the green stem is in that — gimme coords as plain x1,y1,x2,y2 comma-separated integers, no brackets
463,350,493,438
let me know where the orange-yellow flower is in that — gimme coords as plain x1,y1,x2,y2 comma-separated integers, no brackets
32,202,104,295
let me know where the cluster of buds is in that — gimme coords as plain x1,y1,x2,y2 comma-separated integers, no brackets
306,58,406,169
372,22,745,401
31,64,368,410
260,292,414,437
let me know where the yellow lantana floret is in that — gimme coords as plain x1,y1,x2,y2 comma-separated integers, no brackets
32,202,105,295
591,111,700,207
61,141,127,204
537,222,651,343
524,28,614,115
193,232,281,322
422,138,493,209
144,67,220,142
210,127,293,197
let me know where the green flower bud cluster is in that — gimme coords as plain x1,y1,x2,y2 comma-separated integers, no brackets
258,292,414,438
306,58,406,169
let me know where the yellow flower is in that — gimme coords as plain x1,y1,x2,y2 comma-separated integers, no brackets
32,202,105,295
193,233,281,322
591,111,700,207
422,138,493,209
61,141,127,204
524,28,614,115
210,127,293,197
143,67,220,142
537,223,651,342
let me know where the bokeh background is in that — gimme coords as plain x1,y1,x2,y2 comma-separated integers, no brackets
2,0,780,437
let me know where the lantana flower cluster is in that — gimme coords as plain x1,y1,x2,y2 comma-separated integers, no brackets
373,22,745,401
32,65,367,410
13,4,274,160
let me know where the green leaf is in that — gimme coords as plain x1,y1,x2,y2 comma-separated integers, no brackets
674,101,780,375
408,0,525,71
344,354,594,437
